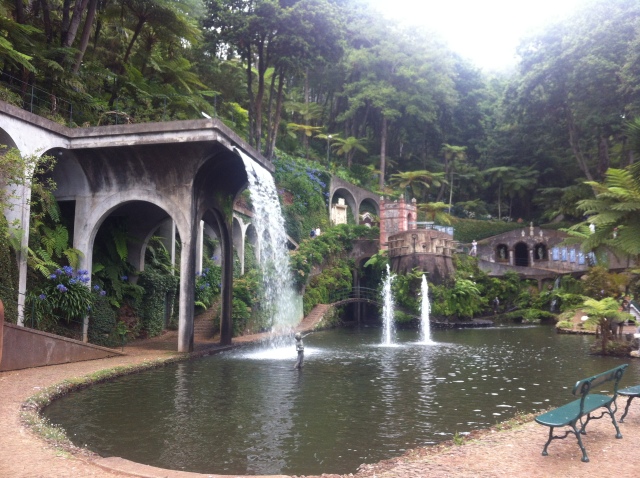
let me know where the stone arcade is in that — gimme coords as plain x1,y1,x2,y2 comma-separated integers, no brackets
0,101,269,352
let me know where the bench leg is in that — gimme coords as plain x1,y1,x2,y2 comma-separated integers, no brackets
606,404,623,439
570,422,590,463
620,396,635,423
541,427,554,456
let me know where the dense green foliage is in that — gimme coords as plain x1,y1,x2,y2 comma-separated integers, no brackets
4,0,640,224
136,270,179,337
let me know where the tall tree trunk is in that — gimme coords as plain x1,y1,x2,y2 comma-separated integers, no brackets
72,0,98,74
39,0,53,43
253,37,267,153
379,115,387,190
265,68,277,153
498,182,502,220
266,69,285,160
63,0,89,47
597,135,609,177
109,16,145,107
245,45,255,147
303,69,309,157
15,0,25,23
566,109,594,181
61,0,71,44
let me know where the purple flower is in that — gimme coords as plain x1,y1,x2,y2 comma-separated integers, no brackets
69,279,77,284
99,290,106,296
63,265,73,276
49,274,57,280
38,294,46,300
78,269,89,276
56,284,68,293
93,285,101,291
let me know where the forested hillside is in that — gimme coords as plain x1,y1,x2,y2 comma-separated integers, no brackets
2,0,640,222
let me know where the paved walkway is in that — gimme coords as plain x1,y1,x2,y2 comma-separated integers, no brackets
2,325,640,477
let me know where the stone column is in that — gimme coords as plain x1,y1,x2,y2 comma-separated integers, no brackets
178,230,196,353
219,221,234,346
509,249,514,266
195,220,204,274
73,196,95,343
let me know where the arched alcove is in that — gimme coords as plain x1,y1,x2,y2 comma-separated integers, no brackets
514,242,529,267
496,244,509,262
534,243,548,261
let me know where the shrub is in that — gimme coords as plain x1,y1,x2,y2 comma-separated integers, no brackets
137,270,179,337
30,267,97,331
88,295,118,346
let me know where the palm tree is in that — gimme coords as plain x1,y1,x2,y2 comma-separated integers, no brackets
484,166,517,220
287,123,323,158
417,201,453,225
330,136,367,169
576,166,640,260
315,133,340,165
582,297,629,355
438,144,466,207
390,170,445,202
503,167,539,218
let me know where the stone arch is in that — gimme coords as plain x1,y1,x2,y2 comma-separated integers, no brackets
330,187,358,224
514,242,529,267
0,126,18,150
359,197,380,217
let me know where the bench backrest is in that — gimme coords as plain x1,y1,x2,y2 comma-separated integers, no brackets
572,364,628,398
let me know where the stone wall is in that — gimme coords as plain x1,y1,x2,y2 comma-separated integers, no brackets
0,323,123,371
387,229,455,283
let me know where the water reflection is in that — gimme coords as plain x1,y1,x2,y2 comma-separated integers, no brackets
44,325,640,476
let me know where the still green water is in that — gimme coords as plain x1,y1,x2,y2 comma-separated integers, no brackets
44,325,640,475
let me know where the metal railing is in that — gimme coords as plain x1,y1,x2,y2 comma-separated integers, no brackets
328,287,381,305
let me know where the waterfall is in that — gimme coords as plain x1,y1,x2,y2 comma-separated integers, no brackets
238,150,299,338
381,264,396,345
550,276,561,312
420,274,434,344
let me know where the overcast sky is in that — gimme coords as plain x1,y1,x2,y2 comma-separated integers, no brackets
366,0,583,71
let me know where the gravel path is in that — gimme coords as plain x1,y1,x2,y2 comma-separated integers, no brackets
2,329,640,478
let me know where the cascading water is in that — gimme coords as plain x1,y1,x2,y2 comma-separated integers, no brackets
550,276,561,312
237,150,299,341
381,264,396,345
419,274,434,344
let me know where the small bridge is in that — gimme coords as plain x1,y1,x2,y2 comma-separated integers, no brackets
328,287,383,308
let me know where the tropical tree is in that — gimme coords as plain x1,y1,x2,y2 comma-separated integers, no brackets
438,144,466,210
582,296,631,354
390,170,445,202
331,136,367,169
574,165,640,260
417,201,452,225
484,166,517,220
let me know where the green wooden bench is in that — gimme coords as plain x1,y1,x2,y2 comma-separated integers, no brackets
535,364,628,463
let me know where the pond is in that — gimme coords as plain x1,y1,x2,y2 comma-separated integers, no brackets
43,325,640,476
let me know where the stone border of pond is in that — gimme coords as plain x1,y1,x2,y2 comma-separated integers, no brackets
4,324,640,478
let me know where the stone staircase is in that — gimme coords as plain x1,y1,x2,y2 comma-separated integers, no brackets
295,304,330,332
193,300,220,341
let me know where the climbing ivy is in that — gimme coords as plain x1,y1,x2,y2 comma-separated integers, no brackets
137,270,179,337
